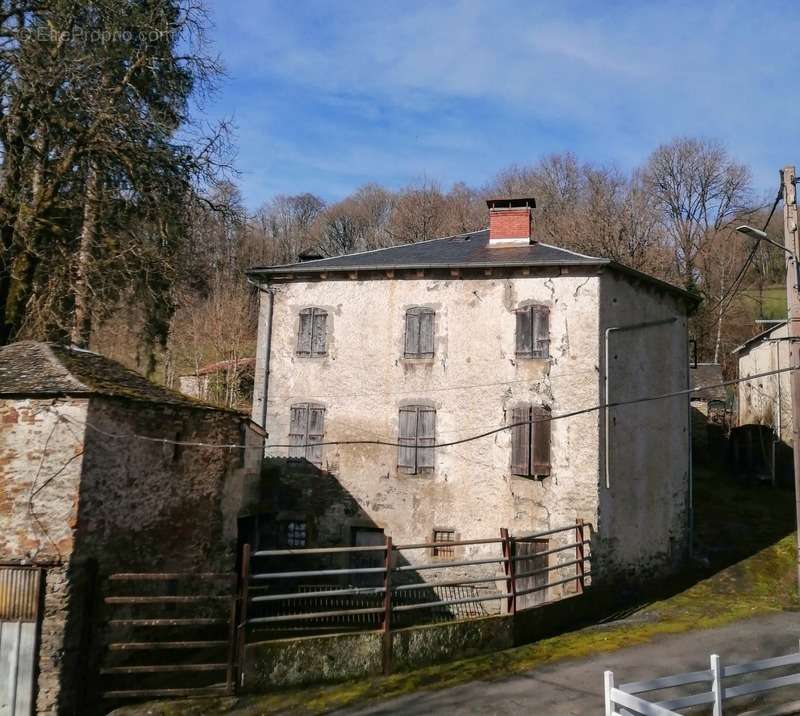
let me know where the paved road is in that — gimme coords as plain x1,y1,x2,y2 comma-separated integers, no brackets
337,612,800,715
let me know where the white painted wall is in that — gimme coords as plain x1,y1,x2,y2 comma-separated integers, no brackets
736,323,792,443
253,267,691,580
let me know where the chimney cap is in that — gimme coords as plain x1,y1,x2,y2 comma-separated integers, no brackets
486,197,536,210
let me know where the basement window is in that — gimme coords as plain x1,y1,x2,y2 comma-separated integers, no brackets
287,520,307,548
432,529,455,559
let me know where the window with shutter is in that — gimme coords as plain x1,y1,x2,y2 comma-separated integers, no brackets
515,305,550,359
404,308,435,358
288,403,325,466
397,405,436,474
510,403,551,478
296,308,327,356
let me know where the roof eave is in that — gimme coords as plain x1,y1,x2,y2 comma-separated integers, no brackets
246,259,610,278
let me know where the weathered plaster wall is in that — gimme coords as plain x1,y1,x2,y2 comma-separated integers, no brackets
737,323,791,443
257,271,602,573
597,271,691,578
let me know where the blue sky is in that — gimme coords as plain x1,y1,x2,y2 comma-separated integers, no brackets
202,1,798,210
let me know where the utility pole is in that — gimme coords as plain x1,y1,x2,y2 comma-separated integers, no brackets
781,165,800,595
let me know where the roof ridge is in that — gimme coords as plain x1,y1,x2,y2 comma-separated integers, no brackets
535,241,603,262
253,229,485,271
41,342,90,392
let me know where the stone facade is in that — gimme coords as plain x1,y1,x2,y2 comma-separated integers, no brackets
1,379,262,713
250,261,692,584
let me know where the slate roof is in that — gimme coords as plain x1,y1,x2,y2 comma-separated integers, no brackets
690,363,728,402
0,341,228,410
731,321,788,355
247,229,698,303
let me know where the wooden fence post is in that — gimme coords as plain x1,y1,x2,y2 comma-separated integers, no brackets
604,670,614,716
710,653,723,716
500,528,516,615
236,543,251,689
382,535,393,676
575,519,586,594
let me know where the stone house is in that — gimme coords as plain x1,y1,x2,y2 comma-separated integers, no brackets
0,342,263,714
246,198,698,586
178,356,256,409
734,321,791,442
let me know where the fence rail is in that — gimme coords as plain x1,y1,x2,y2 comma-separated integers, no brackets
605,643,800,715
99,572,237,703
240,520,591,667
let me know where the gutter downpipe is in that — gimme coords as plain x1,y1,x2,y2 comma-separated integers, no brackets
604,317,679,491
247,278,275,431
686,324,694,558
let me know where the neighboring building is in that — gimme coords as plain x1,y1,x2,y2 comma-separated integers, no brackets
689,363,728,465
247,198,698,586
689,363,727,416
733,321,791,443
0,342,263,714
179,356,256,409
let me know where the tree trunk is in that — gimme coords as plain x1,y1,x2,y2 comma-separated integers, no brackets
71,162,99,347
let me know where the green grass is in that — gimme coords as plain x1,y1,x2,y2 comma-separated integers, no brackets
737,285,787,321
112,467,798,716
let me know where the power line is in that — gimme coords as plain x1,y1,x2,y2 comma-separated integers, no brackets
52,365,794,451
710,186,784,317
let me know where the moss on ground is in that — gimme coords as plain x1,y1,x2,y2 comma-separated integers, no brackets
112,467,799,715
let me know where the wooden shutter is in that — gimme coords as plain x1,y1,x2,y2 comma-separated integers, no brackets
288,404,308,459
418,310,435,356
398,407,418,472
296,310,313,355
306,405,325,465
531,307,550,358
516,308,532,356
416,407,436,470
511,405,531,476
311,310,327,355
532,406,551,476
404,310,420,356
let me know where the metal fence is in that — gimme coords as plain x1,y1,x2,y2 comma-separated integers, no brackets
99,572,238,703
240,521,591,668
604,643,800,715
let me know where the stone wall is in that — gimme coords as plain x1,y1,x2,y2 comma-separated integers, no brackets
0,394,261,714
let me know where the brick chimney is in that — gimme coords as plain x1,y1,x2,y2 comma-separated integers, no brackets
487,197,536,246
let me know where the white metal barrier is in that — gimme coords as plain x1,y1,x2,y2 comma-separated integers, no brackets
605,643,800,715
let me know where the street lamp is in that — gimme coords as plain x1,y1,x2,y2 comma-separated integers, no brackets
736,225,795,256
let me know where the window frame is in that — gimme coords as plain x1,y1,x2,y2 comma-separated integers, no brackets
288,402,326,466
286,520,307,548
404,307,436,359
432,528,456,559
397,404,436,475
296,307,328,357
515,304,550,359
510,403,552,478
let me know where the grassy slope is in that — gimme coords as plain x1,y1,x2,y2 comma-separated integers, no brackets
113,467,798,715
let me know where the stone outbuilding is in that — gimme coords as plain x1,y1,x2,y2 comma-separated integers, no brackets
0,342,263,714
246,197,699,586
